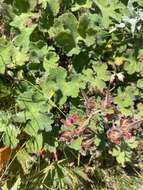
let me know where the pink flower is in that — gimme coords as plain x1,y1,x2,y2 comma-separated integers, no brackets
114,139,121,145
74,125,85,135
123,132,132,140
61,114,79,126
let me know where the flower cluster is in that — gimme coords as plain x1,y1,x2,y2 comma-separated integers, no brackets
59,114,95,155
107,118,142,144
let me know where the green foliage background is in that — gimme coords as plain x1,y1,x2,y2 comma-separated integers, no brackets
0,0,143,189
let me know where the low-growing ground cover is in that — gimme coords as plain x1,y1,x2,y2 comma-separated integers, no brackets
0,0,143,189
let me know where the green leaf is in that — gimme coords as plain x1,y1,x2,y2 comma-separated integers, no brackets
23,103,53,136
26,134,43,153
92,78,106,90
55,31,76,53
127,137,138,149
71,0,92,12
69,137,82,151
38,113,54,132
111,147,129,166
78,13,97,46
116,151,126,166
118,107,132,116
17,148,36,174
0,61,5,73
39,0,48,9
94,0,123,28
24,118,41,136
13,0,29,13
0,42,14,73
3,124,20,148
0,77,11,98
10,14,37,50
17,86,53,136
10,13,37,31
49,12,78,53
82,63,110,90
67,45,81,56
2,183,9,190
28,0,38,10
40,66,67,98
0,111,11,132
137,103,143,117
11,177,21,190
93,63,110,81
94,137,101,146
124,58,143,75
12,112,26,123
49,12,78,37
48,66,67,83
125,85,139,96
12,48,29,66
114,88,134,116
58,74,83,105
137,79,143,89
137,0,143,6
14,27,36,50
114,89,133,108
78,14,90,38
45,133,58,152
58,13,78,38
47,0,60,16
60,79,81,98
43,47,59,71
